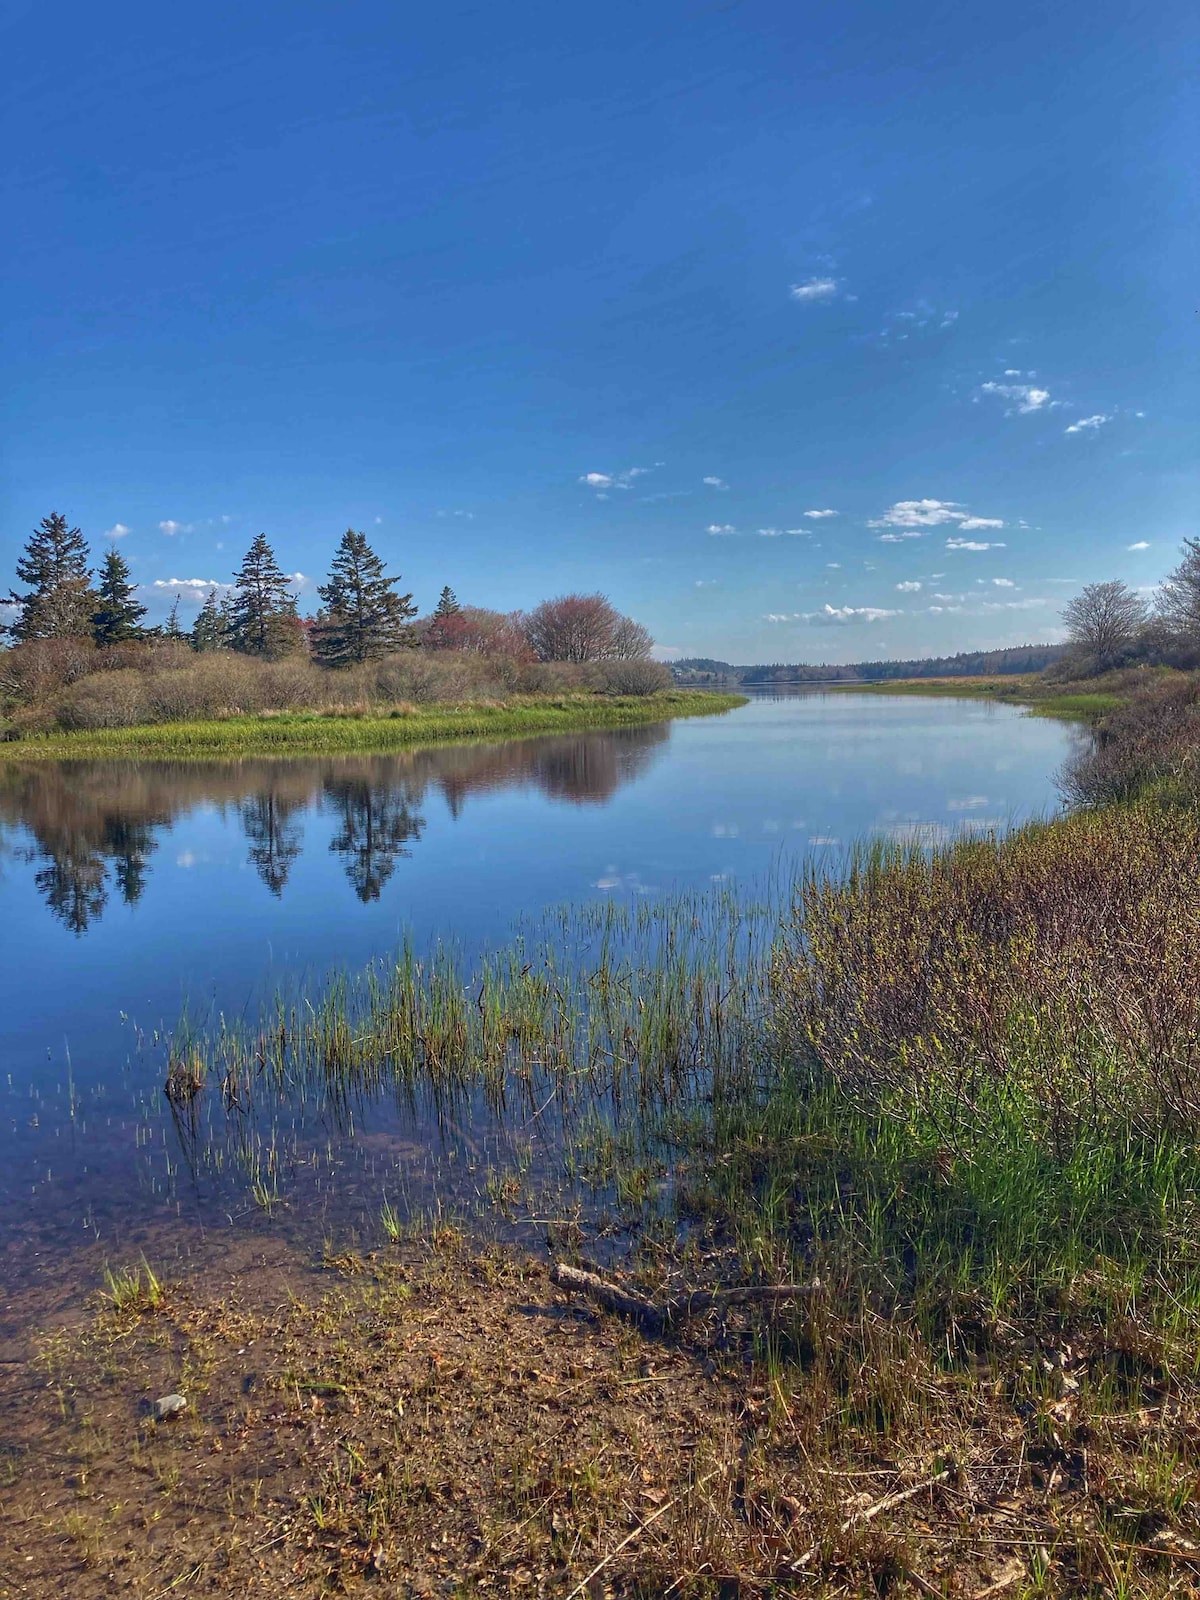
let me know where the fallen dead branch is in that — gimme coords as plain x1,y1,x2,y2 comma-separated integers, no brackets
548,1261,821,1333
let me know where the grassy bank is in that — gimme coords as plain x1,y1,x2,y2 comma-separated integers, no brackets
0,689,745,760
828,673,1128,720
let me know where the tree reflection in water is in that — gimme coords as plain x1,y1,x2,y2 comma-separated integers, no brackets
0,723,668,932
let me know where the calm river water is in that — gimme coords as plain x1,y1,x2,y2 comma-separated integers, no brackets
0,692,1077,1303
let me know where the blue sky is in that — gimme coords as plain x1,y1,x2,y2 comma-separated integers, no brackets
2,0,1194,663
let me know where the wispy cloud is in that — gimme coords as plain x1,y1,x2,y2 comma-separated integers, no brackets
1064,414,1111,435
873,301,959,344
895,580,922,592
802,604,899,624
978,381,1056,414
702,475,728,489
706,523,737,536
991,578,1016,587
945,537,1006,552
758,527,784,537
104,523,131,539
158,519,192,536
789,277,840,302
1127,540,1150,551
579,466,652,495
803,508,838,520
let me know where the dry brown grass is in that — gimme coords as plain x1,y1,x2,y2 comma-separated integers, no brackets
4,1237,1200,1598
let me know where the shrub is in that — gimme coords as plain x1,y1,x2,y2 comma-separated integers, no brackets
774,801,1200,1150
1063,670,1200,803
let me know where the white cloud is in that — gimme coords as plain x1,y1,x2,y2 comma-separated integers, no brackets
151,578,227,602
895,580,923,592
158,519,192,536
991,578,1016,587
579,467,651,494
978,597,1049,611
784,528,810,536
694,579,719,587
946,537,1006,552
870,499,975,530
826,562,841,569
758,527,784,537
1127,541,1150,551
958,516,1005,531
1064,414,1111,435
803,604,899,624
803,508,839,520
978,381,1056,414
879,532,923,543
104,523,131,539
789,277,840,302
702,476,727,488
706,524,737,536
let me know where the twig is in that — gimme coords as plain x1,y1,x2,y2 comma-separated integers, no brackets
549,1261,820,1333
564,1467,721,1600
840,1469,951,1532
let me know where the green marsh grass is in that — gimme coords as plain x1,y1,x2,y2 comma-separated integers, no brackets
170,793,1200,1337
0,690,745,760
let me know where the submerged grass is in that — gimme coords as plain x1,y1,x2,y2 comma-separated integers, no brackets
174,794,1200,1322
0,689,745,760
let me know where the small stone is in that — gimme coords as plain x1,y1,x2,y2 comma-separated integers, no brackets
151,1393,188,1421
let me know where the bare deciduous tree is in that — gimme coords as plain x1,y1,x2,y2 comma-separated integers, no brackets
1061,580,1147,669
1156,538,1200,643
523,593,654,662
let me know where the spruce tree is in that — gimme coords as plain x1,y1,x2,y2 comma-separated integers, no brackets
163,597,184,640
7,512,96,641
191,588,226,652
433,585,461,619
313,529,416,665
92,548,147,645
228,533,298,658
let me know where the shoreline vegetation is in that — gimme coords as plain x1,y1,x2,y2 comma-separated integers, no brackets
824,669,1137,720
0,688,745,761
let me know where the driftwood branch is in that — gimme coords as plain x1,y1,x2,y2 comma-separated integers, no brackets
549,1262,820,1333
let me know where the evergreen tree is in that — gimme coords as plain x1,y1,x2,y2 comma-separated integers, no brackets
7,512,96,641
313,529,416,665
191,588,226,652
92,548,147,645
163,596,185,640
227,533,298,658
433,585,461,619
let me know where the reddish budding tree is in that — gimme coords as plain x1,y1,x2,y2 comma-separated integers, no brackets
426,606,534,659
522,593,653,662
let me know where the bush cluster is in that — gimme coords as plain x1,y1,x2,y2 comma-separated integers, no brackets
0,638,672,737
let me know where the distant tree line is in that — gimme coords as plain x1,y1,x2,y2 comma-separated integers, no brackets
672,644,1066,685
2,516,653,665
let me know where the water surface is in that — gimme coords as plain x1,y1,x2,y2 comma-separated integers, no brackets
0,692,1076,1295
